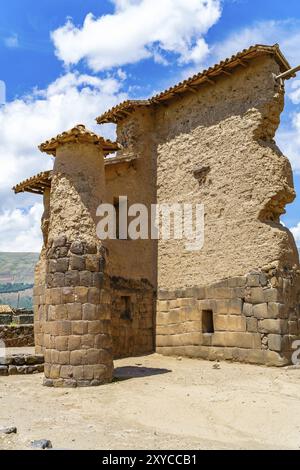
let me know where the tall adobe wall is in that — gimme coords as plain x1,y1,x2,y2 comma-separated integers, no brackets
153,54,300,365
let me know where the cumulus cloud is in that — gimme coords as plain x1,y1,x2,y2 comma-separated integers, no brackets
0,71,127,251
0,204,44,252
291,222,300,247
51,0,222,71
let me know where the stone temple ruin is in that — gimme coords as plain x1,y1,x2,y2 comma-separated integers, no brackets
13,44,300,387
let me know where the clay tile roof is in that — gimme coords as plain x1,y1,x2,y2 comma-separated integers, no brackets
13,170,52,195
96,44,291,125
0,305,13,314
12,156,137,195
39,124,121,156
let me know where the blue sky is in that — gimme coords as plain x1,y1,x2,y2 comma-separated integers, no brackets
0,0,300,251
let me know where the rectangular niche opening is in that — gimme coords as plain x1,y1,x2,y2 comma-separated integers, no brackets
202,310,214,334
120,295,132,321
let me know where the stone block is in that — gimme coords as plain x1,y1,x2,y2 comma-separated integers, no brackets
79,271,92,287
49,364,61,379
60,365,73,379
81,334,96,349
57,320,72,336
56,257,69,273
157,290,176,301
55,305,68,321
264,350,289,367
48,260,57,274
87,287,100,304
215,300,229,314
252,303,268,319
264,288,283,303
82,303,98,321
87,321,102,335
0,366,8,376
212,332,261,349
62,287,75,304
55,336,68,351
68,335,81,351
67,303,82,321
259,273,268,287
52,273,65,287
70,241,84,255
205,287,233,299
83,365,95,380
214,315,246,332
65,270,80,287
70,255,86,271
72,321,88,335
248,287,265,304
74,286,88,303
246,317,258,333
50,288,62,305
92,273,104,288
243,303,253,317
268,334,283,352
228,277,247,288
288,321,298,335
85,242,97,254
70,350,84,366
185,287,206,299
228,299,243,315
58,351,70,365
268,303,287,319
85,255,100,272
247,274,260,287
258,319,287,335
84,349,101,364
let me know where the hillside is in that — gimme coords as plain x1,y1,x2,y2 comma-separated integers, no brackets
0,252,39,284
0,252,39,309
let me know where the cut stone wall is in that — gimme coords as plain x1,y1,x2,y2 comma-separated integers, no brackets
156,267,300,366
110,276,154,358
0,325,34,348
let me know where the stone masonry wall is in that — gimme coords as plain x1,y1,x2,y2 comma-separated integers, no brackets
157,266,300,366
40,141,114,387
110,276,154,358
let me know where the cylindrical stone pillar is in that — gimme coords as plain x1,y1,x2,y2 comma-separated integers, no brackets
38,125,118,387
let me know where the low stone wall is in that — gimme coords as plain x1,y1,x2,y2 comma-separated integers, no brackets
110,276,154,359
0,325,34,348
156,268,300,366
0,353,44,376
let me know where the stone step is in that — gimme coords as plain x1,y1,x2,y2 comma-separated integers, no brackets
0,353,44,376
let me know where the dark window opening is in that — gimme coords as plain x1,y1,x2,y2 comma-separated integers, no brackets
113,198,120,239
120,296,132,321
202,310,214,334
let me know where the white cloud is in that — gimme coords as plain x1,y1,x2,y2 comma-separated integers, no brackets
0,204,43,252
291,222,300,247
51,0,222,72
4,33,19,48
0,71,127,251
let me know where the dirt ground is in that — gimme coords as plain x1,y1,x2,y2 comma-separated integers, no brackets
0,352,300,450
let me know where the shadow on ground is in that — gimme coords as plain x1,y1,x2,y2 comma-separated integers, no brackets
114,365,172,381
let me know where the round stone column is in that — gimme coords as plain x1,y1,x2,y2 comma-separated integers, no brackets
38,125,119,387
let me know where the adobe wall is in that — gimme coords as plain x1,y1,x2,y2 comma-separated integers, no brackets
154,55,299,290
153,54,300,365
105,110,157,358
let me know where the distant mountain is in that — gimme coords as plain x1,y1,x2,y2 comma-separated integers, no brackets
0,252,39,284
0,253,39,309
